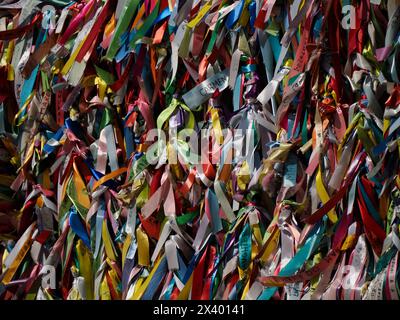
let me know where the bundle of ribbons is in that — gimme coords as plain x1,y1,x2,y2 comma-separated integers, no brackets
0,0,399,300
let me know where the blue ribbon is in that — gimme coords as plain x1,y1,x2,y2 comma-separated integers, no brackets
248,1,256,32
69,207,91,249
241,64,257,73
43,126,65,154
153,6,172,25
124,126,135,159
208,188,223,234
142,257,168,299
65,117,86,141
225,0,244,29
175,252,187,281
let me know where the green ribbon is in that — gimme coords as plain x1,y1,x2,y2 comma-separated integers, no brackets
66,177,88,219
129,1,160,48
238,223,252,270
100,108,113,130
104,0,141,61
176,210,199,225
156,98,195,130
95,65,116,85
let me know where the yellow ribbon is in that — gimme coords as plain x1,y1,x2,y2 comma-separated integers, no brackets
316,166,338,224
130,255,164,300
136,227,150,267
92,167,127,191
76,239,94,300
102,220,118,261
